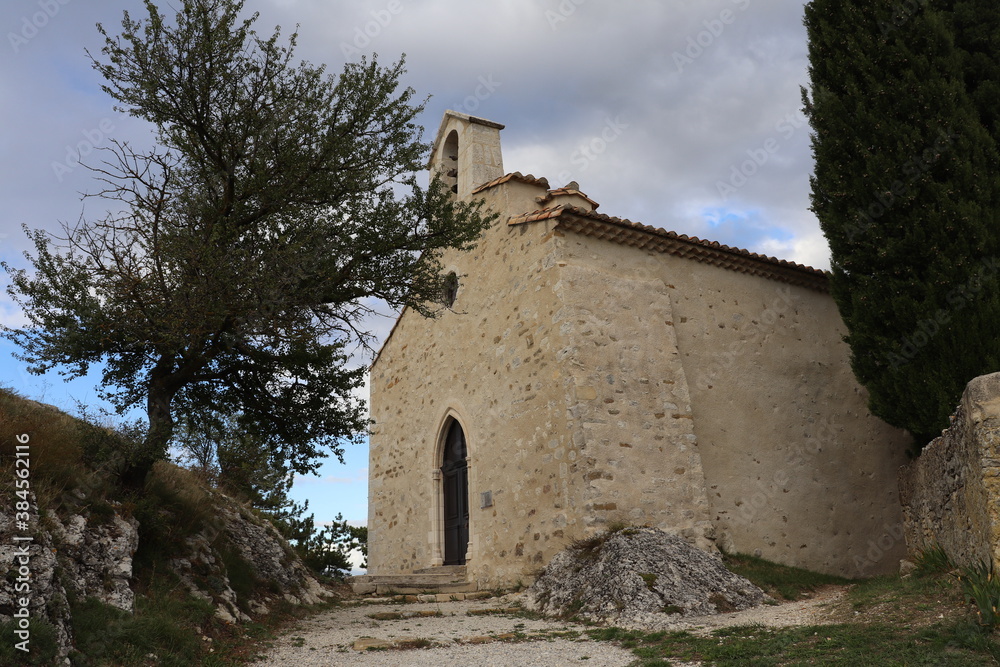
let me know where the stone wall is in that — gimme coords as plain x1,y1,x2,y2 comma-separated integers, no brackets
367,193,580,588
554,227,911,577
899,372,1000,568
368,111,912,586
549,249,714,551
369,178,911,584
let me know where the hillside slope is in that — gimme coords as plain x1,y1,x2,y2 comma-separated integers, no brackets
0,388,334,664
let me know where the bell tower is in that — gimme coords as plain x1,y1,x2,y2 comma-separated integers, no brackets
428,111,505,201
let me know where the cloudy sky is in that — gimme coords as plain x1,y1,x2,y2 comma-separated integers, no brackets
0,0,823,527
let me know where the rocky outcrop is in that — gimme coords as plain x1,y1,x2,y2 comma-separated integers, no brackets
900,372,1000,568
0,498,139,664
524,526,765,628
50,510,140,613
1,392,336,663
169,493,329,624
0,483,331,662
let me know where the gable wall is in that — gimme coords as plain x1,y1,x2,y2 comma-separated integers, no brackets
368,187,586,588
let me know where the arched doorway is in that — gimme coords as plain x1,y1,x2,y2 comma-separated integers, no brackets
441,419,469,565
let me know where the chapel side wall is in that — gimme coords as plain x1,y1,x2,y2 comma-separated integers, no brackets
664,258,911,577
554,231,910,577
546,237,716,549
368,186,585,589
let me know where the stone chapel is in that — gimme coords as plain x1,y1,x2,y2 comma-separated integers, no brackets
361,110,911,592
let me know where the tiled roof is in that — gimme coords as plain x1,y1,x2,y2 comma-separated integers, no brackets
472,171,551,193
508,205,830,292
536,187,600,210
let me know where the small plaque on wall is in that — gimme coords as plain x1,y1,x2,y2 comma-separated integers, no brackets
480,491,493,509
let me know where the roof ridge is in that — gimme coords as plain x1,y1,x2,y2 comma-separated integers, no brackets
472,171,550,194
508,204,829,290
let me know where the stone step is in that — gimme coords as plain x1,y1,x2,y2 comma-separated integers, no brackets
412,564,467,577
348,567,476,596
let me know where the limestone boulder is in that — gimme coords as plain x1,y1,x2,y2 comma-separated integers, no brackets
524,526,765,628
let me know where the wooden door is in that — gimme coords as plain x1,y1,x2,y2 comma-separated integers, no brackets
441,420,469,565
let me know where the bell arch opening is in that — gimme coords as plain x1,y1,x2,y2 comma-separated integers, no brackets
441,130,459,195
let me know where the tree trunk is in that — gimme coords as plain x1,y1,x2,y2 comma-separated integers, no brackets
120,357,178,488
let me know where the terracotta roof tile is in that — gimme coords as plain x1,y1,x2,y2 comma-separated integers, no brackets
472,171,550,194
536,187,600,210
509,205,829,292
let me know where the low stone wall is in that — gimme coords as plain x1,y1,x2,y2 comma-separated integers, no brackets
899,372,1000,568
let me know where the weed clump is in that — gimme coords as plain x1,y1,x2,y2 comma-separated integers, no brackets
956,560,1000,631
912,544,954,577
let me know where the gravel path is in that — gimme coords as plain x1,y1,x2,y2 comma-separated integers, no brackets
251,588,846,666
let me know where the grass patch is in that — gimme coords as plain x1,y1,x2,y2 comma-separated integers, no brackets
568,523,631,563
219,544,261,614
69,591,215,666
586,569,1000,666
955,560,1000,630
723,552,852,601
913,544,954,576
0,387,117,517
368,611,404,620
0,618,60,665
591,620,1000,666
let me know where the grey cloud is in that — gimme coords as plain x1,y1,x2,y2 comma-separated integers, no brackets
1,0,826,305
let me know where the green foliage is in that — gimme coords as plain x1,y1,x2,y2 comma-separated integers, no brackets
276,511,366,578
588,569,1000,664
173,410,284,504
131,461,222,577
70,592,216,667
0,389,349,664
956,560,1000,630
596,622,1000,666
0,618,60,666
722,552,851,601
2,0,496,484
803,0,1000,446
913,544,954,577
218,545,261,612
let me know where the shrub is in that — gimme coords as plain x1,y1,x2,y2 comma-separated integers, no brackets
956,560,1000,631
913,544,954,576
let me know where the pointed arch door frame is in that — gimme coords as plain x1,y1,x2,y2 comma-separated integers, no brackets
429,409,473,568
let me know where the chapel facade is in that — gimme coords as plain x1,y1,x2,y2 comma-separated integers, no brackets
364,111,911,590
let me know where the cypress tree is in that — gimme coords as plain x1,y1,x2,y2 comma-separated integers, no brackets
803,0,1000,447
